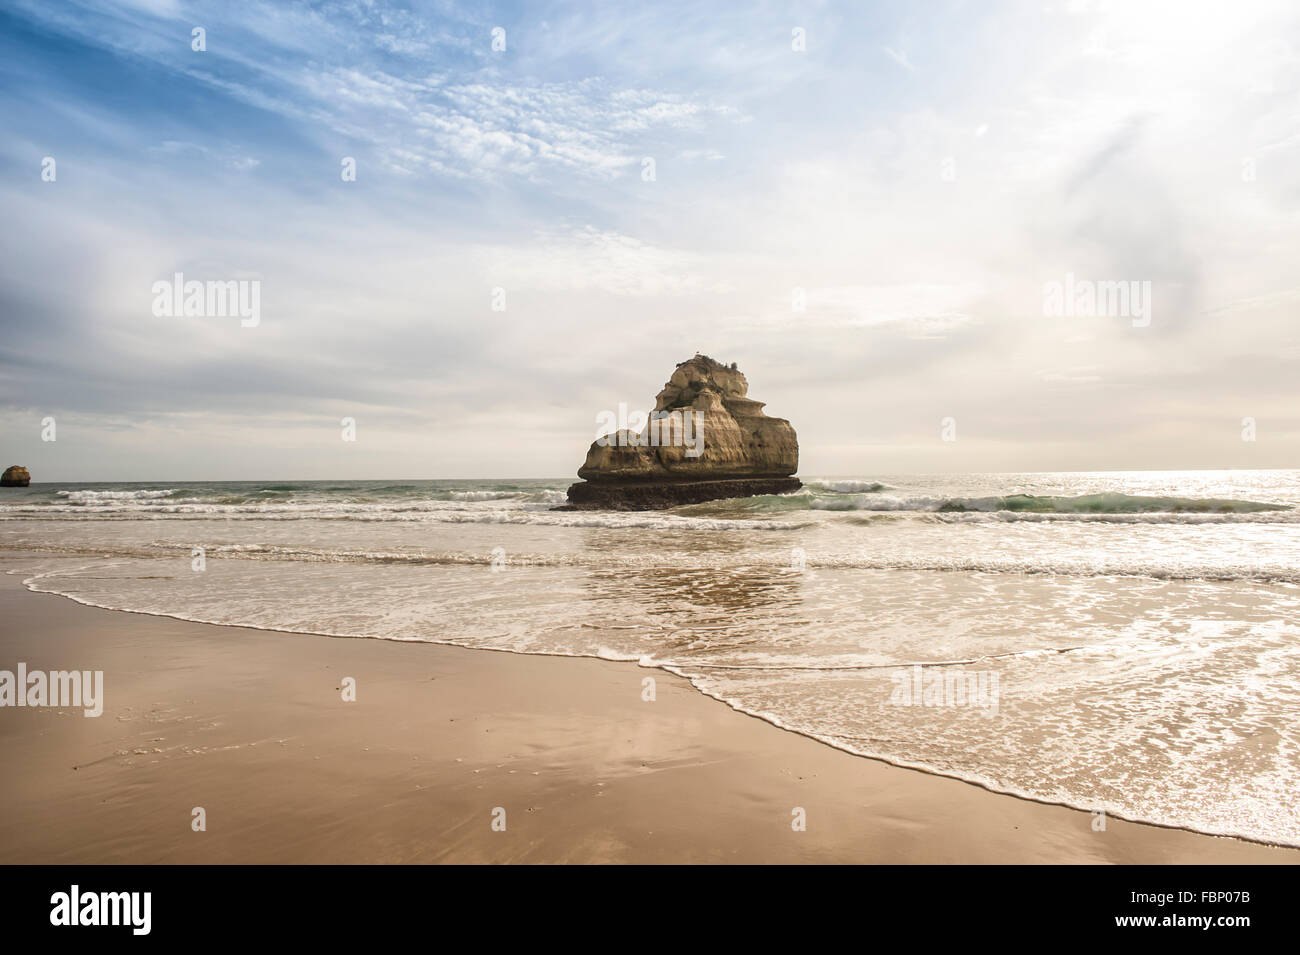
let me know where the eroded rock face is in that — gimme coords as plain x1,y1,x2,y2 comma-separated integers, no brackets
1,465,30,487
564,356,800,509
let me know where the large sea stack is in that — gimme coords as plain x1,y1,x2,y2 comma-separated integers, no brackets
1,465,31,487
562,355,800,510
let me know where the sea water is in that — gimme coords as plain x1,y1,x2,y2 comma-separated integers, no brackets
3,470,1298,845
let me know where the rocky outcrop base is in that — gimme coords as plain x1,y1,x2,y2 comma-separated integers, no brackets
558,477,802,511
1,466,30,487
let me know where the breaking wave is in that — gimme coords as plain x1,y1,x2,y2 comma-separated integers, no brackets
56,488,178,502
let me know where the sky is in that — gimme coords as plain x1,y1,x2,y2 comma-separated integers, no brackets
1,0,1298,481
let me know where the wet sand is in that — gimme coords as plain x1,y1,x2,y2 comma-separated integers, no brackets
0,564,1294,864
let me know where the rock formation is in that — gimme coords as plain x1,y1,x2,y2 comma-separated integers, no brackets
562,355,800,510
1,465,30,487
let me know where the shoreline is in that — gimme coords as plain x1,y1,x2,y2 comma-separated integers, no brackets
1,562,1296,863
18,567,1298,851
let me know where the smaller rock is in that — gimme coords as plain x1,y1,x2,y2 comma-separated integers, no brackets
1,466,30,487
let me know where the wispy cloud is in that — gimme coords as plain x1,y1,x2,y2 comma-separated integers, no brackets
883,45,915,72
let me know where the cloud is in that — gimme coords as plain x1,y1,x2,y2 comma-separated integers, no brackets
883,46,915,72
2,0,1300,477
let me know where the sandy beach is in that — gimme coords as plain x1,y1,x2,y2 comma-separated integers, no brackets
1,562,1293,865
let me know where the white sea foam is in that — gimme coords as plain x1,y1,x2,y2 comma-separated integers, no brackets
444,490,525,501
804,479,889,494
56,488,178,502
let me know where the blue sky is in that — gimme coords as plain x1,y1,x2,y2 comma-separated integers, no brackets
2,0,1299,480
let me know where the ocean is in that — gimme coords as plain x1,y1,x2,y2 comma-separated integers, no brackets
3,470,1298,845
